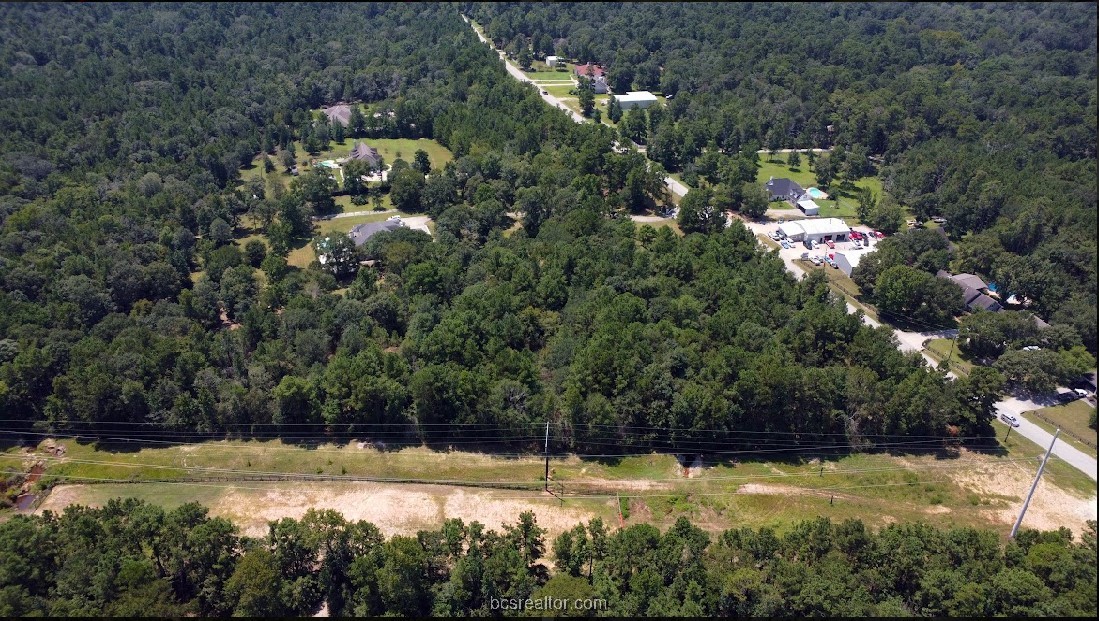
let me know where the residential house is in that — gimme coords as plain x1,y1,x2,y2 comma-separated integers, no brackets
936,270,1001,312
765,177,805,204
575,63,609,94
349,219,406,247
323,104,352,127
348,142,381,169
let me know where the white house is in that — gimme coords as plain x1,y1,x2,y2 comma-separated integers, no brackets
546,55,558,67
795,198,821,216
778,218,851,244
616,91,658,111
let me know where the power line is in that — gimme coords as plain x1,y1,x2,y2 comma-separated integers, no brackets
4,449,1038,487
1,429,986,459
2,468,963,502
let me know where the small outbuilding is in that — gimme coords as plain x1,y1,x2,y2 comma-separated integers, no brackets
796,198,821,216
833,247,877,276
545,55,558,67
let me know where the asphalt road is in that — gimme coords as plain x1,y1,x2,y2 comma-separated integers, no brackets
997,396,1097,481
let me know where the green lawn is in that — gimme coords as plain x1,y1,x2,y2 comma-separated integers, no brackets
542,83,575,98
755,157,817,188
287,206,414,269
1024,401,1097,457
925,338,976,376
753,158,892,225
522,69,573,81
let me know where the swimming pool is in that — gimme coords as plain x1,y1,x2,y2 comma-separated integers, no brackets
806,187,828,199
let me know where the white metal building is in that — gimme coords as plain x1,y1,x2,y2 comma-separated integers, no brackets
796,198,821,216
778,218,851,243
833,247,877,276
615,91,658,110
546,55,558,67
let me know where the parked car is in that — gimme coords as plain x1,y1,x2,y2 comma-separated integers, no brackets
849,231,862,240
825,239,836,249
932,216,947,224
873,231,885,239
825,256,837,268
853,240,862,249
800,252,810,260
809,255,823,265
542,90,548,95
1055,391,1081,404
780,239,791,249
1000,414,1019,428
769,231,782,240
804,239,814,250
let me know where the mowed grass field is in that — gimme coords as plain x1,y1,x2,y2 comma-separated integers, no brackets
754,157,891,224
238,138,453,198
10,431,1095,539
1024,400,1097,458
925,338,976,376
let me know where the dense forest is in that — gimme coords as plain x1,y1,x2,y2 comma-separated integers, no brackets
467,1,1097,347
0,500,1094,616
0,3,1010,454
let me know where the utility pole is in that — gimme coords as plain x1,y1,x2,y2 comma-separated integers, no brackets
1009,429,1059,539
544,421,550,492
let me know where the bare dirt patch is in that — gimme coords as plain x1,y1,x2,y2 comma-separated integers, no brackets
949,455,1096,533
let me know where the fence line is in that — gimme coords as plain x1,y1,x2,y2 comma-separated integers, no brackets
1027,410,1096,450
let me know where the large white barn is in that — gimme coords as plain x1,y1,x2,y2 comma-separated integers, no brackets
615,91,658,111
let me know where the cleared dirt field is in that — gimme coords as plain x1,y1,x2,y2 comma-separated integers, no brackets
31,446,1096,540
38,481,611,540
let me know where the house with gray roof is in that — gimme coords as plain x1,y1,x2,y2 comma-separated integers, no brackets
348,142,381,169
765,177,805,204
323,104,352,126
349,219,405,247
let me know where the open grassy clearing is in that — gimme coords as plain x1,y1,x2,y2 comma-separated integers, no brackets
11,436,1095,538
522,69,573,81
286,207,425,269
1023,400,1097,457
924,337,976,376
755,157,817,188
542,83,575,98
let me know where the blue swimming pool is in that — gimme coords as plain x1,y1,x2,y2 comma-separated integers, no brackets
806,187,828,199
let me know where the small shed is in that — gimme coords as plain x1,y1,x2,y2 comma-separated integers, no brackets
546,55,558,67
796,198,821,216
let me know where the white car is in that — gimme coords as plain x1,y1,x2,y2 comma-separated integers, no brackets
809,255,823,266
1000,414,1019,428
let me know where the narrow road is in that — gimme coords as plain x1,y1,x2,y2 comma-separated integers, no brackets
465,15,587,124
464,14,682,197
997,396,1097,481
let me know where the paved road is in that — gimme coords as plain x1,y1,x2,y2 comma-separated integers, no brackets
997,396,1097,481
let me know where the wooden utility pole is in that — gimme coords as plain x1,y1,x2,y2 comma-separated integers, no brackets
544,421,550,492
1010,429,1059,539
